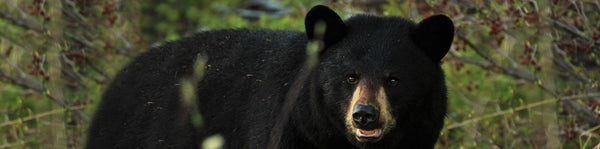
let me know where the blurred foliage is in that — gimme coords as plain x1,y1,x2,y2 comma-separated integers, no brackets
0,0,599,148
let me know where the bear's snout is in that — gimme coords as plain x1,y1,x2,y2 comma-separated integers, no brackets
352,104,379,129
345,82,395,143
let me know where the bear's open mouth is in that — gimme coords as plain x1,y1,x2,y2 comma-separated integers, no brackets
355,128,382,142
356,129,381,137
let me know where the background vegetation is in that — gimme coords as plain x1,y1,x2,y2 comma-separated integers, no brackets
0,0,599,148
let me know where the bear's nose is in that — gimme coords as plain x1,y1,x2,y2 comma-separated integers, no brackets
352,104,379,128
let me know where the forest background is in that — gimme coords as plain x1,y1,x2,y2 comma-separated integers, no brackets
0,0,599,148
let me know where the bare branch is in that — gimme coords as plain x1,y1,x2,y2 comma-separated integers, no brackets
59,0,88,26
445,79,484,112
0,54,45,91
451,35,537,83
85,58,111,84
59,52,87,88
0,140,25,149
107,27,135,53
449,50,494,69
451,38,600,125
445,92,600,130
0,105,85,128
552,19,600,56
0,50,89,121
552,19,587,41
551,43,589,82
0,69,45,92
0,2,46,32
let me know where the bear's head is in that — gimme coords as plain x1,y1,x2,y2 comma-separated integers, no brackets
305,5,454,147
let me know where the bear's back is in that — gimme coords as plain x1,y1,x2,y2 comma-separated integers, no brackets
87,29,309,149
191,30,311,148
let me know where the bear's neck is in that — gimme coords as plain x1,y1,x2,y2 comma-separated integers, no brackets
281,78,353,147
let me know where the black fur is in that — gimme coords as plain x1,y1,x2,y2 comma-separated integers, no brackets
86,5,453,149
305,5,346,47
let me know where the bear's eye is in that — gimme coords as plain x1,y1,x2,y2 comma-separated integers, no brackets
346,74,358,84
388,77,398,86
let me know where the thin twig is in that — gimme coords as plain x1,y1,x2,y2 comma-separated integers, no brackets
445,93,600,130
0,140,25,149
83,58,111,84
0,1,46,32
552,19,588,42
445,80,484,111
552,18,600,57
580,124,600,138
0,54,46,91
107,27,134,53
457,33,538,82
0,106,85,128
0,53,89,121
449,50,494,68
551,43,589,82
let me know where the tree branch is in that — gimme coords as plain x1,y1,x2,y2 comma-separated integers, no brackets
455,34,538,82
0,51,89,121
446,92,600,130
551,43,589,82
0,105,85,128
0,1,46,32
0,54,45,91
552,19,600,56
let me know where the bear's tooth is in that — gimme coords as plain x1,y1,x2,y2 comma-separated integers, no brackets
356,129,382,137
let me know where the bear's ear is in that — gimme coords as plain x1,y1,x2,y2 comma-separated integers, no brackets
305,5,346,47
412,15,455,62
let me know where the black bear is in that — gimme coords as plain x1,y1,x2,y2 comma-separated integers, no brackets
86,5,454,149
